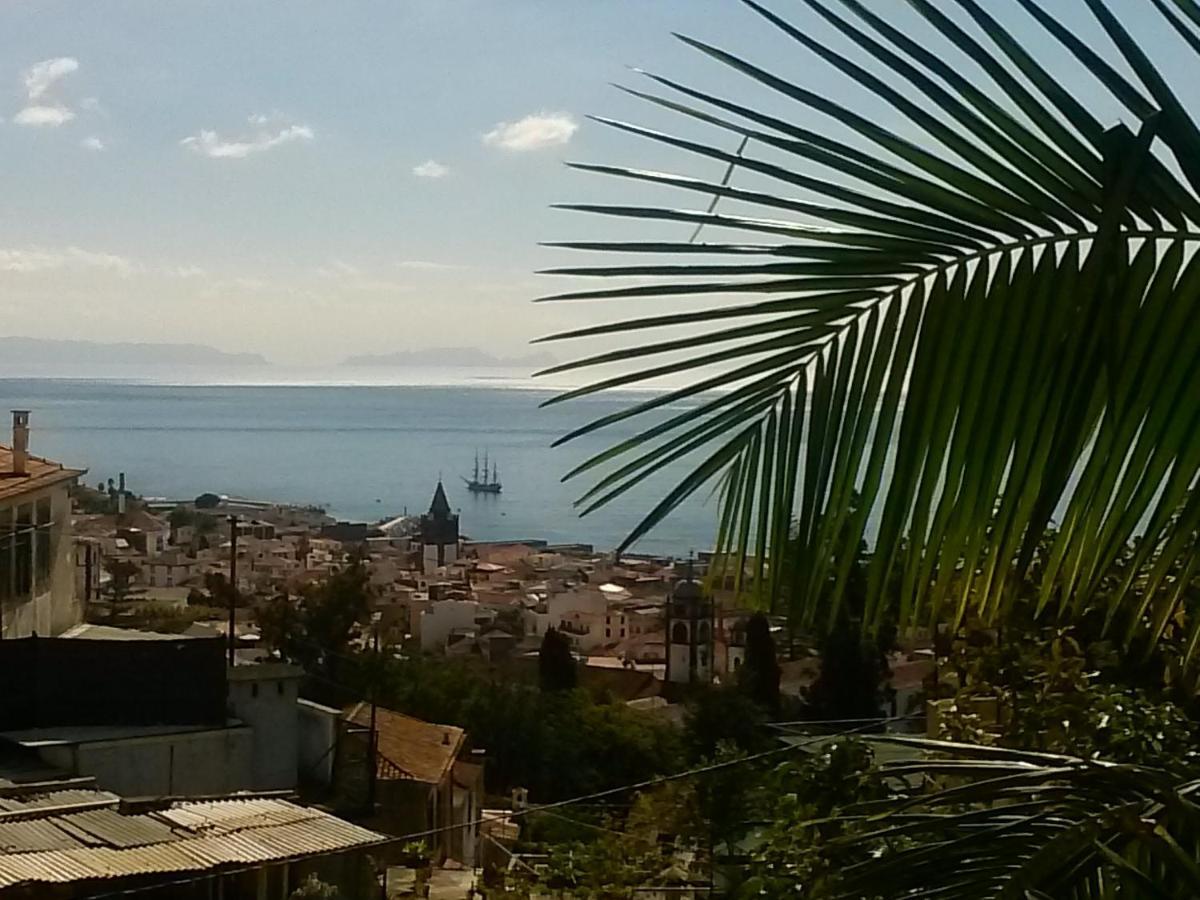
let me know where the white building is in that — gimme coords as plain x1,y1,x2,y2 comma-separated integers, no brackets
418,598,482,652
144,551,200,588
0,411,85,638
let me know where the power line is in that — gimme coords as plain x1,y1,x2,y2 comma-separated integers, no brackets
394,715,919,844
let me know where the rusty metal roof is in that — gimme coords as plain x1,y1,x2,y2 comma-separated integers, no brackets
0,797,387,889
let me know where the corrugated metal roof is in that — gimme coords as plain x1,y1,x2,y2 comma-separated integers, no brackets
0,819,78,853
0,788,119,813
59,808,179,848
0,797,387,889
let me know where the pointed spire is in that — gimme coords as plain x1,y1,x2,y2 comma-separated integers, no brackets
430,480,452,519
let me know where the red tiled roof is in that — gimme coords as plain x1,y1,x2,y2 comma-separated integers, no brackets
0,445,85,504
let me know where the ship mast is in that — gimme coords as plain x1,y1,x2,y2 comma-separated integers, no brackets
473,450,480,484
492,461,498,486
483,450,489,485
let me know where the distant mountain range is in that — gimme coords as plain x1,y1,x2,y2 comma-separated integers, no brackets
0,337,268,366
340,347,556,368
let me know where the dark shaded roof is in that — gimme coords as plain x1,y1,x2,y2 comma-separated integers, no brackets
429,481,452,519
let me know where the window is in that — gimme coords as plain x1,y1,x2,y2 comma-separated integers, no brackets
251,683,259,699
13,504,33,600
620,628,625,638
277,681,285,696
34,497,52,588
671,622,688,644
605,628,611,638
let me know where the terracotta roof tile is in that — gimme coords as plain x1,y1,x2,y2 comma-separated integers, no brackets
0,445,84,504
345,703,463,786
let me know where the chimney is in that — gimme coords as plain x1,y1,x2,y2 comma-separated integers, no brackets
11,411,30,477
117,472,127,517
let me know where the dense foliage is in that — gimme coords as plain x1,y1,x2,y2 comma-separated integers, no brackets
537,627,578,692
257,558,372,681
738,612,781,711
374,653,684,801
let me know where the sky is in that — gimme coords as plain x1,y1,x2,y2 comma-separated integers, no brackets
0,0,1192,369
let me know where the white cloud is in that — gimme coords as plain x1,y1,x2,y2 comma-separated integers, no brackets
412,159,449,178
395,260,460,271
81,135,105,151
14,105,75,127
483,112,577,151
23,57,78,101
14,57,81,128
181,114,314,159
315,259,361,278
0,246,138,276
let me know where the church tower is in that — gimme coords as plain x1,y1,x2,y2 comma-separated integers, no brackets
665,567,714,685
420,481,460,574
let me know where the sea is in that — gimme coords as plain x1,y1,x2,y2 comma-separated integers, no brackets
0,365,719,557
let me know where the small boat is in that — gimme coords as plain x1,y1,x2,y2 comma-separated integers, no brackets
463,451,502,494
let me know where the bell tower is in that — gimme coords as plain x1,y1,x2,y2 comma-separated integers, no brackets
419,480,460,574
664,563,714,685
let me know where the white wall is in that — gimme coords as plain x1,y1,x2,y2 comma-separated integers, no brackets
227,664,302,791
422,541,460,576
419,598,479,652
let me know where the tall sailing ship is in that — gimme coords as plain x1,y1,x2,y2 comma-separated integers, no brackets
463,451,502,494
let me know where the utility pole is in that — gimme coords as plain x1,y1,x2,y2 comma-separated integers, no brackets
366,612,381,814
227,515,239,667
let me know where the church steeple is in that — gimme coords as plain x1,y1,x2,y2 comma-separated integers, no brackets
419,479,460,574
429,480,452,520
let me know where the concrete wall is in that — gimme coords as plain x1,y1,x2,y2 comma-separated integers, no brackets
227,663,302,790
40,726,254,796
298,698,342,787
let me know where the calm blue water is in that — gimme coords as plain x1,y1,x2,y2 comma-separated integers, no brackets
0,375,718,556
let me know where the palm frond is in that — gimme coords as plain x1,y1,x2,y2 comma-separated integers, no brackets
541,0,1200,658
828,737,1200,899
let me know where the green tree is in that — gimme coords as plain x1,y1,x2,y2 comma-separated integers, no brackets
167,505,194,529
542,0,1200,666
739,612,780,712
538,626,578,692
683,686,769,760
258,558,372,681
